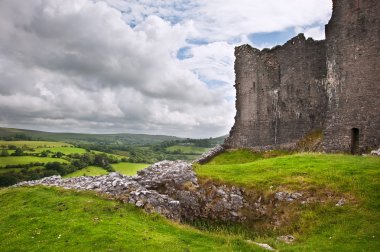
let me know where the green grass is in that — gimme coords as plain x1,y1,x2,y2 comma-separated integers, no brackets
112,162,150,176
205,149,291,165
64,162,150,178
0,140,71,148
31,147,88,155
0,186,265,252
91,150,126,160
64,166,108,178
0,156,68,167
0,168,22,174
206,149,263,165
166,145,210,154
196,153,380,192
195,151,380,251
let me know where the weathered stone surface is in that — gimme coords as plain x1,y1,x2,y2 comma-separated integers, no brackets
225,0,380,154
323,0,380,154
14,160,316,224
370,148,380,156
335,198,345,207
224,34,327,150
275,192,303,202
277,235,296,244
194,145,225,164
246,240,277,251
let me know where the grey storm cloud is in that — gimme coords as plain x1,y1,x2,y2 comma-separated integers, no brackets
0,0,331,137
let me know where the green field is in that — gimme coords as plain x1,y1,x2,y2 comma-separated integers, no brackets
91,150,126,160
31,147,88,155
0,140,71,148
166,145,210,154
112,162,150,176
0,156,68,167
0,187,264,251
195,151,380,251
64,166,108,178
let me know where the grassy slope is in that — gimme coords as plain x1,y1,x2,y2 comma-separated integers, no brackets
63,166,108,178
0,187,265,252
31,147,88,155
0,156,68,167
195,151,380,251
112,162,150,176
166,145,210,154
63,162,149,178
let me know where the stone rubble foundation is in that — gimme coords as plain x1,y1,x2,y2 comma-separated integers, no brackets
15,160,322,224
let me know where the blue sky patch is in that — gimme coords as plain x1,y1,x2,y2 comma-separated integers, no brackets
177,47,193,60
186,38,209,45
248,27,296,48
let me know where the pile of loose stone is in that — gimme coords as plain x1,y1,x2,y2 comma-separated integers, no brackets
15,160,315,224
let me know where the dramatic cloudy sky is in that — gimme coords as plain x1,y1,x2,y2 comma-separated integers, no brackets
0,0,332,137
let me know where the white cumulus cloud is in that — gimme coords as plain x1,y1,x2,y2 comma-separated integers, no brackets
0,0,332,137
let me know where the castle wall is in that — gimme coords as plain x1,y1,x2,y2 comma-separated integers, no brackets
323,0,380,153
225,0,380,152
225,35,327,148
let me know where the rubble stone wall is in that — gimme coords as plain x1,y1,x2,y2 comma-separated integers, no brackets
15,161,314,224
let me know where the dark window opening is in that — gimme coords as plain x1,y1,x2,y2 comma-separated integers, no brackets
351,128,360,154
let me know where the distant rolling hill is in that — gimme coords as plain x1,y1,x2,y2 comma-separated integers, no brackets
0,127,181,146
0,127,227,146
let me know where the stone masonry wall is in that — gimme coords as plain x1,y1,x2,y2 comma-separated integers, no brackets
323,0,380,153
225,0,380,153
224,35,327,149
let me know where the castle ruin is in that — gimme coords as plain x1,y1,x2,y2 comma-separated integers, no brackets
225,0,380,154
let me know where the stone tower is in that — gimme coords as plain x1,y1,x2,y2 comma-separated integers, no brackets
224,0,380,153
323,0,380,153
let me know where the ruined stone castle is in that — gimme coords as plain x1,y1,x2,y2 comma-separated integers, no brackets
225,0,379,154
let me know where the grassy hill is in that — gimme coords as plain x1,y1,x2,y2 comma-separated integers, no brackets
195,150,380,251
0,127,226,163
0,139,155,186
3,132,376,251
63,166,109,178
0,186,264,251
111,162,150,176
0,156,68,167
0,140,145,185
63,163,150,178
0,127,181,146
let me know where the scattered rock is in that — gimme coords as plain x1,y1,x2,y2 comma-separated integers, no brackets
246,240,277,251
14,160,249,222
335,198,345,206
275,191,303,202
370,148,380,156
193,145,224,164
277,235,295,244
